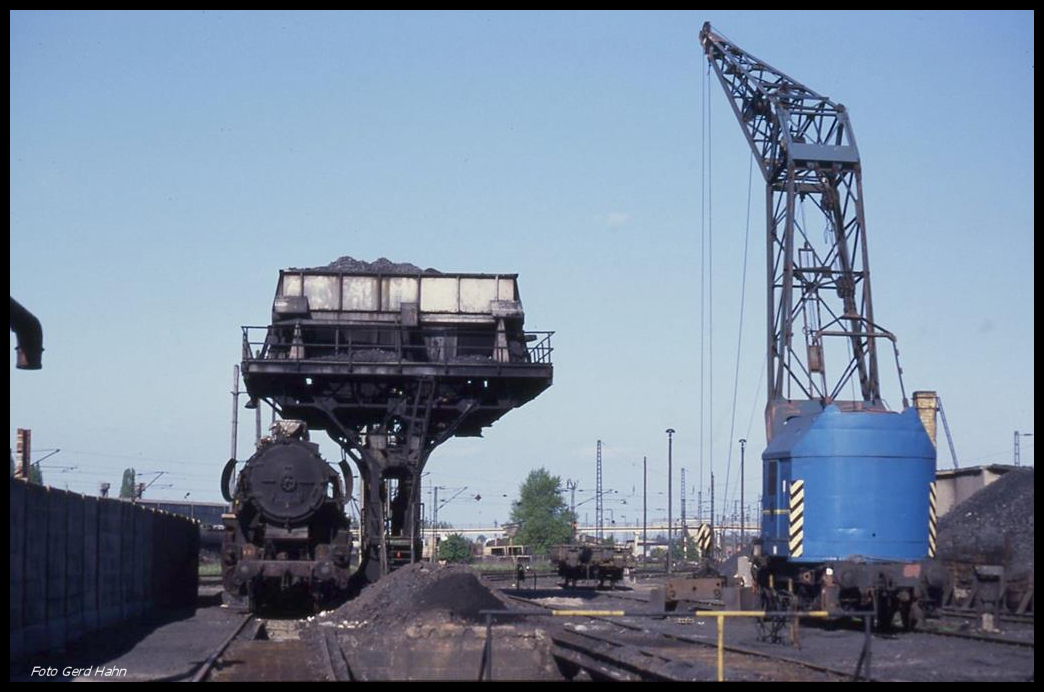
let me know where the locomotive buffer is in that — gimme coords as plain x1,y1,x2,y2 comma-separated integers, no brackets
240,266,553,584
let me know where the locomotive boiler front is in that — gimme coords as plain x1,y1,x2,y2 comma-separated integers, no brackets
240,437,337,527
222,425,352,610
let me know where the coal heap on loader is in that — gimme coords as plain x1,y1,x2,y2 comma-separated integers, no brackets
309,255,442,275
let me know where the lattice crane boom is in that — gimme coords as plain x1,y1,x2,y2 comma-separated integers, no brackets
699,22,906,439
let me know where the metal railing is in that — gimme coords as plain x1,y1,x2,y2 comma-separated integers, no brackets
479,608,874,682
241,325,553,366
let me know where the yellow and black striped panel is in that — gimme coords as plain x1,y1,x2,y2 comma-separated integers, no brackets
788,479,805,558
697,523,712,557
928,481,937,558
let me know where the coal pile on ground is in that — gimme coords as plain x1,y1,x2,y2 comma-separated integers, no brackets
307,255,441,274
319,563,508,629
936,468,1034,578
310,564,561,681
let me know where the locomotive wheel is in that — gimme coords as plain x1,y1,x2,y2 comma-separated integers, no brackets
222,589,248,609
756,588,790,643
874,593,896,632
900,602,922,631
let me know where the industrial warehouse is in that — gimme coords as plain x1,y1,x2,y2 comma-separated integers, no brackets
10,11,1034,682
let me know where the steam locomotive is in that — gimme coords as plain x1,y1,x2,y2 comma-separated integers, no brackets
221,421,352,610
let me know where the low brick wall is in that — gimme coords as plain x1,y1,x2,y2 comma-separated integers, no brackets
10,479,199,658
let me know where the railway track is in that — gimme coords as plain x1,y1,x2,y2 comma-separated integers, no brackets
596,612,866,682
914,617,1034,649
194,614,349,682
189,573,1031,681
479,568,648,589
502,592,859,681
528,585,1036,681
939,607,1034,626
602,585,1034,647
478,569,558,584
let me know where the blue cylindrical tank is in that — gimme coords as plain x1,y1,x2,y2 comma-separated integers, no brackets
761,405,936,563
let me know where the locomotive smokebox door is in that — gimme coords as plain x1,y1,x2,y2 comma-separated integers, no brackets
244,439,328,526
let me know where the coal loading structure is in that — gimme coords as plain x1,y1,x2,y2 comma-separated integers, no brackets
236,258,553,597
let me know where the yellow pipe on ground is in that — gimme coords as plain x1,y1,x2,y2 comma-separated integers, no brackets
699,611,829,681
717,615,725,681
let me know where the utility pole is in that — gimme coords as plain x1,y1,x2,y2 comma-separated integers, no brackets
642,456,648,563
739,438,746,547
680,467,687,532
566,479,578,541
432,485,439,560
596,440,604,540
666,428,675,573
136,470,167,500
710,471,715,562
230,365,240,461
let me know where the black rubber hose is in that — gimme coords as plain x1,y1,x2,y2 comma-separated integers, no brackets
10,297,43,369
220,457,237,502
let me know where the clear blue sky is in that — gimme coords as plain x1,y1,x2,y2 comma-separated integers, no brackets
10,10,1034,528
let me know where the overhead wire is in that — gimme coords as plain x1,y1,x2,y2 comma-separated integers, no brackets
723,152,756,527
699,48,707,523
708,49,715,529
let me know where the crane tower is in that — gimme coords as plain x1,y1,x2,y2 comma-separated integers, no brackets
699,23,936,568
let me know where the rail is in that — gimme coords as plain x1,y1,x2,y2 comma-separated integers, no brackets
241,325,553,366
479,608,874,682
191,614,255,682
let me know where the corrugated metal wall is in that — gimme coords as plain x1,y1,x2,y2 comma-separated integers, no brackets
9,479,199,658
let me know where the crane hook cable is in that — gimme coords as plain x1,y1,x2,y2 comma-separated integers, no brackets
722,152,755,525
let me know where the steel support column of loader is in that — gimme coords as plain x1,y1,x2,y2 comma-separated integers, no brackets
285,388,477,586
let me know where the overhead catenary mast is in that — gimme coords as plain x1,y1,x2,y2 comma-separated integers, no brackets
596,440,604,540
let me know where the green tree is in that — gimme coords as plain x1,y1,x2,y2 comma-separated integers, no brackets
119,468,136,498
685,534,699,561
510,468,573,557
437,533,473,563
672,534,697,562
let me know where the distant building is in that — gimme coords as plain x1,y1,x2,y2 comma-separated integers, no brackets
483,537,528,558
127,498,229,528
935,465,1017,517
